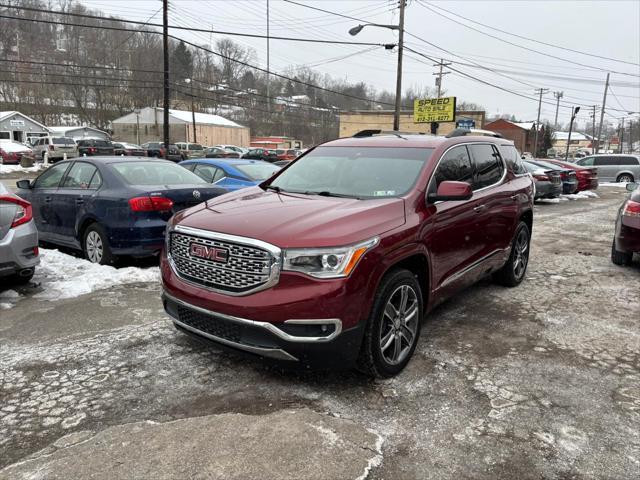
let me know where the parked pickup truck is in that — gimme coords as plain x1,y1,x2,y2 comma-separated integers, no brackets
161,130,534,377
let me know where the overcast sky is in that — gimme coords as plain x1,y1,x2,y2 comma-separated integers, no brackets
81,0,639,130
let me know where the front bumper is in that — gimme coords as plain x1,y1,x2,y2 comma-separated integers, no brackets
162,291,365,367
0,221,39,277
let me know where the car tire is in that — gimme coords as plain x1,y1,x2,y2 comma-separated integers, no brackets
82,223,115,265
357,269,423,378
611,240,632,266
494,221,531,287
617,173,634,183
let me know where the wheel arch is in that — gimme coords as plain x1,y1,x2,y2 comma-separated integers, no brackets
616,171,635,182
519,208,533,235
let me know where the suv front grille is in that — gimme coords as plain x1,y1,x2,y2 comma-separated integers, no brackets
169,230,279,294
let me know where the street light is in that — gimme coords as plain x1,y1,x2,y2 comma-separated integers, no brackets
564,106,580,161
349,4,405,131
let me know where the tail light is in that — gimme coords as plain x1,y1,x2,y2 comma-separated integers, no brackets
622,200,640,217
90,147,97,154
0,195,33,228
128,196,174,212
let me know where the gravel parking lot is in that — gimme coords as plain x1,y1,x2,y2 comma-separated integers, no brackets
1,185,639,479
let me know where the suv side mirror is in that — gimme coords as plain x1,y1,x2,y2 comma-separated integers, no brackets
428,181,473,202
626,182,638,192
16,179,32,189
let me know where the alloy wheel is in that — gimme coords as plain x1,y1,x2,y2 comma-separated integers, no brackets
379,285,419,365
618,175,633,183
85,231,104,263
512,228,529,280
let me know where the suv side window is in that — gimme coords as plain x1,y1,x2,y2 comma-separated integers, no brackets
433,145,473,188
621,156,639,166
499,144,527,175
469,144,504,190
34,162,70,188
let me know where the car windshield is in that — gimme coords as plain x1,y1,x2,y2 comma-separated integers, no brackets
112,161,206,185
235,163,281,181
53,137,75,145
268,146,433,198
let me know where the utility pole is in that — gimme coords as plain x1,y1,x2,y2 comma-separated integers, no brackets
533,88,549,157
433,58,451,99
190,80,197,143
596,73,610,154
619,117,624,153
266,0,270,114
162,0,170,158
564,106,580,160
553,91,563,128
590,105,597,154
393,0,405,131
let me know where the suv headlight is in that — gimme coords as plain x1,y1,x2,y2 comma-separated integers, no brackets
283,237,379,278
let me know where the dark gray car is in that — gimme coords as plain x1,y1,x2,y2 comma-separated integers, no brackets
0,182,39,283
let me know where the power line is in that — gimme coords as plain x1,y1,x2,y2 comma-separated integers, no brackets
414,1,639,78
0,4,387,47
421,1,640,67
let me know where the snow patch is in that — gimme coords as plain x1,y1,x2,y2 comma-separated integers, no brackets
0,163,46,175
355,429,384,480
537,198,560,204
599,182,631,188
34,248,160,300
563,191,599,200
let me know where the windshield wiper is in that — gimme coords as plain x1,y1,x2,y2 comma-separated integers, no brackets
305,190,361,199
265,185,283,193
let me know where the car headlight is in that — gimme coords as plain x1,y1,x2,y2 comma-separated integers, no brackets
283,237,379,278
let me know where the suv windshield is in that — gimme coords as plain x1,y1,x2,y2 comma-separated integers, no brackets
268,146,433,198
112,161,206,185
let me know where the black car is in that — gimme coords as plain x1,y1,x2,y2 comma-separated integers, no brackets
242,148,278,162
141,142,182,161
15,157,227,265
77,138,115,156
523,161,562,199
528,160,578,194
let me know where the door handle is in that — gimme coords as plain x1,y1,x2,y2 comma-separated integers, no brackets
473,204,486,212
75,198,84,204
44,196,52,203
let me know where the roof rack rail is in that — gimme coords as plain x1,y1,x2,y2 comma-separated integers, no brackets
446,128,503,138
352,129,428,138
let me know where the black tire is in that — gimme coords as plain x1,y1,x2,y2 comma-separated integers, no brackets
611,239,632,266
494,221,531,287
82,223,115,265
617,173,634,183
357,269,423,378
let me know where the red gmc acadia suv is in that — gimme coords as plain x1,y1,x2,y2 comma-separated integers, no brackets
161,131,534,377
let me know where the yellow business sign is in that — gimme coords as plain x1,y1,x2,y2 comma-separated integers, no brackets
414,96,457,123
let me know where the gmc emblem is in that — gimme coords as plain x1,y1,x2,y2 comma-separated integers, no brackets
189,243,229,263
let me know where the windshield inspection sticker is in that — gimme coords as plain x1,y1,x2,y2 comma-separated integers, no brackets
374,190,396,196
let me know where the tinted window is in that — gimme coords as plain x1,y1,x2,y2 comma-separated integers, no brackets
270,146,433,198
498,144,527,175
34,162,69,188
52,137,75,145
469,144,504,190
433,146,473,187
94,140,111,147
112,161,206,185
192,164,220,183
62,162,99,189
235,163,280,181
190,144,204,151
89,170,102,189
621,156,639,166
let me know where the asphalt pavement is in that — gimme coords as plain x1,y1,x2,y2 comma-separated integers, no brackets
1,185,639,479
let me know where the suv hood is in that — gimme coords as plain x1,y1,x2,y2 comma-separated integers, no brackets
175,187,406,248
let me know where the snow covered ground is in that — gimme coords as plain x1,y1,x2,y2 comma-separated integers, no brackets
0,248,159,309
599,182,632,188
0,163,46,175
537,190,600,204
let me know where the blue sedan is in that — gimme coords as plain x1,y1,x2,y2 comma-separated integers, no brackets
16,157,226,264
180,158,281,192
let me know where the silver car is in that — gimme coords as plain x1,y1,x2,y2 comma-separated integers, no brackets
576,154,640,183
0,182,39,283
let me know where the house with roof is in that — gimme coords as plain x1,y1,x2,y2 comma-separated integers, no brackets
110,107,249,147
484,119,542,154
0,111,50,144
552,131,595,153
47,125,110,141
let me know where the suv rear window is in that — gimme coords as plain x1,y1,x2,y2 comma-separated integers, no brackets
269,146,433,198
53,137,75,145
112,161,206,185
190,144,204,151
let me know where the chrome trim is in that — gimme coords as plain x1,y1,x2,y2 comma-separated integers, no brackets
426,141,508,204
163,291,342,343
167,225,282,296
172,317,299,362
437,247,511,290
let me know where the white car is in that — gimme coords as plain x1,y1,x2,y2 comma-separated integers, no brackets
213,144,248,155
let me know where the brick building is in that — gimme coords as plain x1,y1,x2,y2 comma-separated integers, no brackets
484,119,542,154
